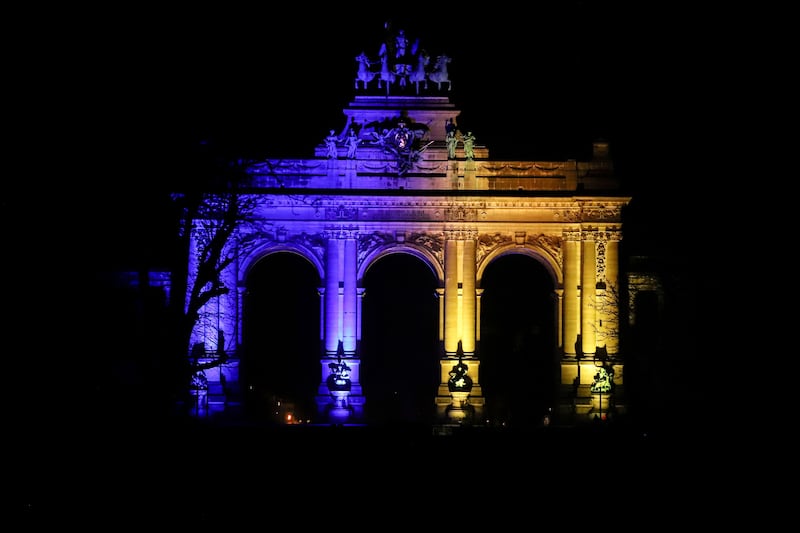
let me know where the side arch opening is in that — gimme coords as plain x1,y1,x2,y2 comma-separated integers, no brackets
479,253,557,428
242,251,321,424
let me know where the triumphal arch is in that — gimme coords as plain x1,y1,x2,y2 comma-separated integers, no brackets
185,27,631,427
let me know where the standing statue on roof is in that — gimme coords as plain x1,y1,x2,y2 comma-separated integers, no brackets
462,131,476,160
445,118,457,137
325,129,339,159
446,129,458,160
345,128,361,159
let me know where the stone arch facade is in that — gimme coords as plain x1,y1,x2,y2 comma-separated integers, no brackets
188,215,627,427
183,28,631,427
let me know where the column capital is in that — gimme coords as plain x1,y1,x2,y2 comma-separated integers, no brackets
323,225,360,240
444,227,478,240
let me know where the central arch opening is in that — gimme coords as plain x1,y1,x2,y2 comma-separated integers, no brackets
360,252,439,427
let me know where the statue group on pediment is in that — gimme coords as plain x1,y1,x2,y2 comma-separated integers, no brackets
354,23,451,95
324,116,474,167
324,127,363,160
444,120,477,161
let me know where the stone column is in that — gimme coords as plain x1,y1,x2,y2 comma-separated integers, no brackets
436,288,445,342
325,232,341,353
318,288,325,341
236,284,246,346
562,229,581,356
442,230,478,354
462,234,477,353
554,288,564,350
438,230,483,421
343,234,358,354
603,230,621,355
475,288,483,343
581,230,597,356
438,233,460,418
318,228,364,422
356,288,365,345
444,237,459,354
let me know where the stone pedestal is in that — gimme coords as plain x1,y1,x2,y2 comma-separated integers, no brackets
446,391,472,421
329,391,352,423
591,393,613,420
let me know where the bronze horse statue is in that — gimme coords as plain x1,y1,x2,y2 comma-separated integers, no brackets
355,52,377,89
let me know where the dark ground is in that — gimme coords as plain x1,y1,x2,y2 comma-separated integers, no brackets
17,416,752,525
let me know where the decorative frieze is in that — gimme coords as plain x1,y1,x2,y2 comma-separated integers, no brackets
445,205,476,221
248,160,327,174
444,228,478,241
323,225,360,240
327,204,358,220
291,231,327,263
596,237,606,280
527,233,563,269
476,232,512,264
357,231,394,268
478,162,566,174
410,232,444,266
582,205,621,220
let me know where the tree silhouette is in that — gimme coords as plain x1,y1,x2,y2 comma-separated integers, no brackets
164,140,264,416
